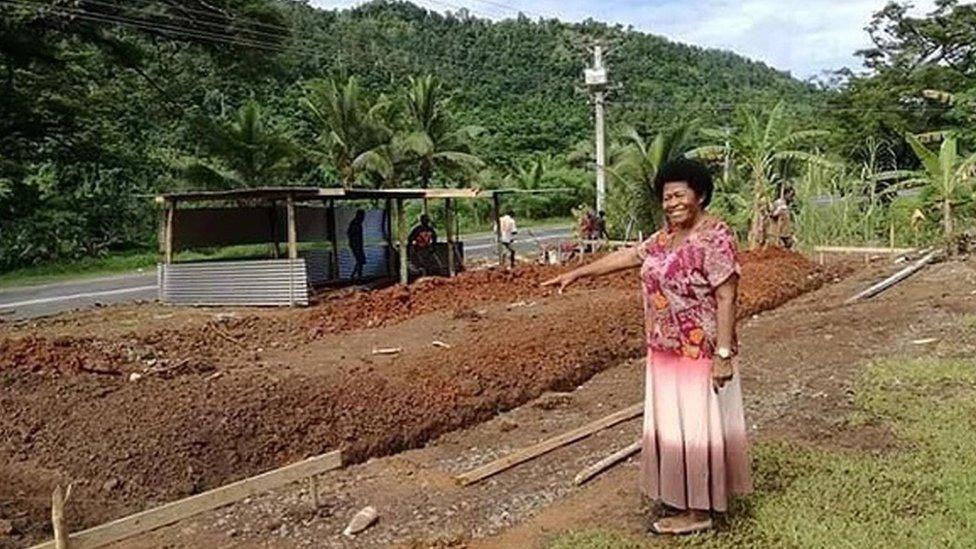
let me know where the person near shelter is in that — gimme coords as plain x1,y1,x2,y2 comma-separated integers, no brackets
543,158,752,535
408,214,438,248
347,209,366,281
408,214,439,276
496,211,518,269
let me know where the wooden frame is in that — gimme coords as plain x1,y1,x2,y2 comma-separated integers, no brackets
29,450,342,549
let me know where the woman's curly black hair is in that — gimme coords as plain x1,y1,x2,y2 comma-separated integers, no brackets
653,158,714,208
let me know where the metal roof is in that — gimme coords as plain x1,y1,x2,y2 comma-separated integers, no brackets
155,186,572,203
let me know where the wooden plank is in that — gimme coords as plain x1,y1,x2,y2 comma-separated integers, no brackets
455,403,642,486
573,440,641,486
845,250,939,304
813,245,916,255
29,450,342,549
52,484,72,549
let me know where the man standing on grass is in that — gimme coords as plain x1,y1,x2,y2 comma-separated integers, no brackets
497,211,517,269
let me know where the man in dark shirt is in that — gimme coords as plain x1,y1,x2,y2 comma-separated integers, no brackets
347,209,366,280
408,214,438,248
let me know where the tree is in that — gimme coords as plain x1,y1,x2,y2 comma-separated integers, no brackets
183,100,296,189
690,102,829,247
607,123,695,236
401,75,484,209
880,133,976,238
302,76,393,187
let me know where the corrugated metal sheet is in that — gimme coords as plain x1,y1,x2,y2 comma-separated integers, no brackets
301,249,332,285
159,259,309,306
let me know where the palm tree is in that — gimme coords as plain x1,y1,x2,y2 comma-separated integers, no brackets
302,76,393,188
607,123,695,235
879,133,976,239
689,101,829,247
401,75,484,210
184,100,295,189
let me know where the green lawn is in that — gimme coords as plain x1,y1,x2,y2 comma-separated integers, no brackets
0,217,574,288
549,354,976,548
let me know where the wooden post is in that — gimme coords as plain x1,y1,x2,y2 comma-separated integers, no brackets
269,201,280,259
164,199,176,264
445,198,456,277
396,198,408,285
491,192,503,266
52,483,72,549
286,194,298,260
327,199,339,280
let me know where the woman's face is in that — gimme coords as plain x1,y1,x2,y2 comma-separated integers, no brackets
662,181,703,227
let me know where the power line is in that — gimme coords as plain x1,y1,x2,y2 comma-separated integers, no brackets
4,1,323,57
63,0,298,44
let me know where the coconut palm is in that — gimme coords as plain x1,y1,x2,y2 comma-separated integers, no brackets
607,123,695,235
401,75,484,209
689,101,830,247
879,133,976,238
302,76,393,188
184,100,295,189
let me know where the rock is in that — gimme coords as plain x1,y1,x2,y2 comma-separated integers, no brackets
128,372,143,382
533,391,574,410
0,518,15,535
226,529,237,538
498,419,519,432
343,506,378,537
102,478,120,492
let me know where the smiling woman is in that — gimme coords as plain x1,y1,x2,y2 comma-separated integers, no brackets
543,158,752,536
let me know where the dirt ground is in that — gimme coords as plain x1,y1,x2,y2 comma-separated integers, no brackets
112,253,976,549
1,249,838,547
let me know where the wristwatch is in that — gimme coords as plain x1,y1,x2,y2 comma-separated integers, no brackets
716,347,733,360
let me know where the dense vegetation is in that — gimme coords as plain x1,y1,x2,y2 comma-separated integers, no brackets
2,0,975,272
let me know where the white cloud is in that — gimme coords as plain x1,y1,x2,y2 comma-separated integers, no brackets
308,0,940,77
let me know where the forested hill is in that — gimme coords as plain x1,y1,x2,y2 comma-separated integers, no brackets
283,1,815,162
0,0,817,269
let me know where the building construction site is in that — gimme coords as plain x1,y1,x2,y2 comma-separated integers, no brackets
2,242,974,548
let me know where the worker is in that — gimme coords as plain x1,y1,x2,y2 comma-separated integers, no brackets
408,214,438,248
347,209,366,281
408,214,438,276
768,188,795,249
544,158,752,535
496,210,517,269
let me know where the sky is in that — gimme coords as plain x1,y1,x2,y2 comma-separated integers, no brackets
308,0,940,79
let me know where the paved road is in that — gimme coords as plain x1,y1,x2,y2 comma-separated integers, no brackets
0,226,573,320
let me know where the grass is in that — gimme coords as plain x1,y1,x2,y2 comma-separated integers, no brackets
547,354,976,548
0,216,574,288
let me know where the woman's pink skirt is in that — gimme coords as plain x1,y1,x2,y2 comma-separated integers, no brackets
639,350,752,512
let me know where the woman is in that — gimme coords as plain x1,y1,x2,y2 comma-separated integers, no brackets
543,158,752,534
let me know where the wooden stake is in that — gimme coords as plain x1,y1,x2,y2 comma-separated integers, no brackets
573,440,641,486
52,483,73,549
308,476,320,510
455,403,642,486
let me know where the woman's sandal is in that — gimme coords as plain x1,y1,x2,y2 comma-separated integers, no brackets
650,516,714,535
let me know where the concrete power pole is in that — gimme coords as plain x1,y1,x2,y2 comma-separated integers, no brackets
585,44,609,214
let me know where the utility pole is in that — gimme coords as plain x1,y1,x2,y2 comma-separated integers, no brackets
585,43,609,214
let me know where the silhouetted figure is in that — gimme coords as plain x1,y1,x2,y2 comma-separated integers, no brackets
347,209,366,280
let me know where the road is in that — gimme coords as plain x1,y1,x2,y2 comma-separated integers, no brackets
0,226,573,320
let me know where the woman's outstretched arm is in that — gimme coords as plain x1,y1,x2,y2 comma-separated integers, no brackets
541,245,643,293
